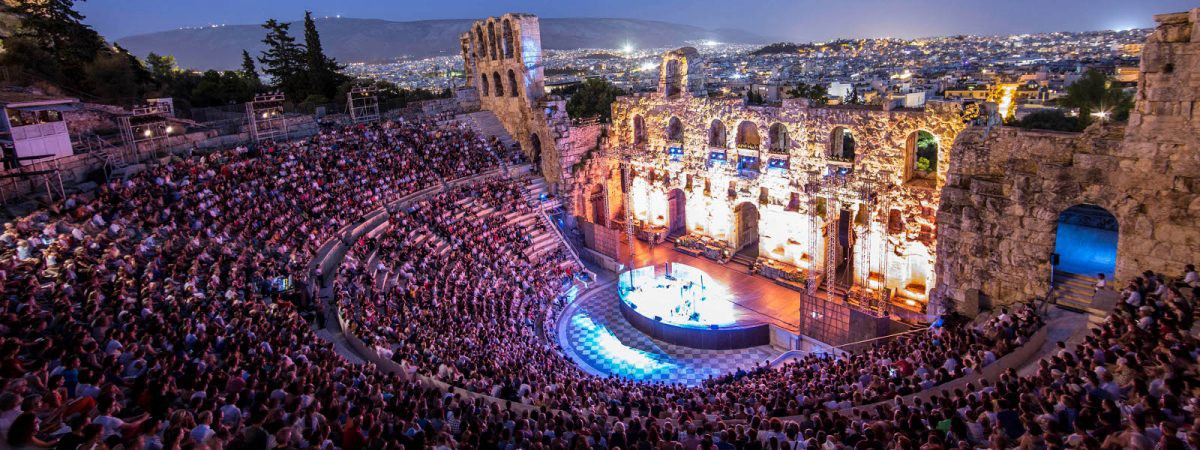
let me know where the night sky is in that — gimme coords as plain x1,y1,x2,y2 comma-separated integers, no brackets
80,0,1194,41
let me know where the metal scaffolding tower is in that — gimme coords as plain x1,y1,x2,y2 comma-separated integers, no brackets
246,92,288,143
119,103,174,156
347,85,381,124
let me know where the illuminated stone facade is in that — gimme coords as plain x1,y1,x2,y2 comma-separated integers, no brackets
936,9,1200,306
461,14,570,185
573,48,968,310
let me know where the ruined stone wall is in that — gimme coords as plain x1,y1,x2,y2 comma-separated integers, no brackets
585,87,966,308
460,14,565,185
935,9,1200,307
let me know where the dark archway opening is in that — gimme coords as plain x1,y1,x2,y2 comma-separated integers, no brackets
667,188,686,237
530,133,543,175
733,202,759,256
1054,204,1118,278
590,184,607,226
835,209,856,286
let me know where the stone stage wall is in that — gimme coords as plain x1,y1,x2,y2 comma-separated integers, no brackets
580,70,968,309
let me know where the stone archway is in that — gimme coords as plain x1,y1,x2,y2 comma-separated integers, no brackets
589,184,608,226
736,121,760,149
666,117,684,143
732,202,759,255
1054,204,1119,278
667,188,686,236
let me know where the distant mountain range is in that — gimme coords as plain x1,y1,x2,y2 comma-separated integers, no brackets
116,17,777,70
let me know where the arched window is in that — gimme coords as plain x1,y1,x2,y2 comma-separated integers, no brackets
474,26,486,60
487,22,498,60
666,117,684,143
507,70,519,97
502,19,515,59
905,130,938,183
736,121,760,149
768,123,789,152
664,59,683,98
480,74,489,96
828,127,855,161
632,115,646,147
708,120,727,148
493,72,504,97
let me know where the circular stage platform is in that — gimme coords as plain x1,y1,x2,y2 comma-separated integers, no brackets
618,263,771,349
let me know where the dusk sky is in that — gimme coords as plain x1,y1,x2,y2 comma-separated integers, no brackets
80,0,1193,42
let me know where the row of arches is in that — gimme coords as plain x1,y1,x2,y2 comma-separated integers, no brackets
634,116,941,182
479,70,521,98
636,117,791,152
472,19,515,62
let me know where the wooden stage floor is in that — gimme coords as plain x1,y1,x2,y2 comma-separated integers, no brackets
616,239,803,333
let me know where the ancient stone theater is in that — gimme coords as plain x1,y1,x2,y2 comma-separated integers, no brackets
460,10,1200,340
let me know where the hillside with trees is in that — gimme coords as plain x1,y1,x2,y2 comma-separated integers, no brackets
0,1,444,116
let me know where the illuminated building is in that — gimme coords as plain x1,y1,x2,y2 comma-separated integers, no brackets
571,47,969,313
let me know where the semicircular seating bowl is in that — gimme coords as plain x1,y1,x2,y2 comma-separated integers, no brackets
0,111,1064,450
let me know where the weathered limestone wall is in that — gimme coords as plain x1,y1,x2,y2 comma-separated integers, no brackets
460,14,565,185
935,9,1200,307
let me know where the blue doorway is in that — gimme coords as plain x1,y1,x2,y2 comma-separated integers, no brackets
1054,204,1118,278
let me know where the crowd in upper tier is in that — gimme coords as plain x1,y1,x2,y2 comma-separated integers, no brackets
0,112,1196,450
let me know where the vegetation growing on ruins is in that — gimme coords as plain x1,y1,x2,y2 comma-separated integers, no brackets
558,78,625,122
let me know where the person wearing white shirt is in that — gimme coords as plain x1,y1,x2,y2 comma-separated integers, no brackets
191,411,216,444
1183,264,1198,288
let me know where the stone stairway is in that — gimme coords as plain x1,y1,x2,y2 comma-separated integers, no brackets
460,111,518,153
731,252,756,267
1052,270,1108,325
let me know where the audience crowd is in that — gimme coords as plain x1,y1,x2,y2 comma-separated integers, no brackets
0,111,1195,450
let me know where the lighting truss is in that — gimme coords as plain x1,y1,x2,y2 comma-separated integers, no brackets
118,103,174,154
347,84,381,124
247,92,287,143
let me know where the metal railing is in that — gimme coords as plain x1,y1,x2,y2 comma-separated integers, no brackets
537,205,597,287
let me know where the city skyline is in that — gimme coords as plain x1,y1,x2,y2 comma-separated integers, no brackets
81,0,1192,43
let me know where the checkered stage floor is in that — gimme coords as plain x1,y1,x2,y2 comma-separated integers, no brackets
556,284,784,386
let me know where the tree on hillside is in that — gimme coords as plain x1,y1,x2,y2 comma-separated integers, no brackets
301,11,348,102
1059,69,1133,126
6,0,104,82
786,82,827,105
146,53,178,80
241,50,258,79
258,18,307,100
564,78,624,122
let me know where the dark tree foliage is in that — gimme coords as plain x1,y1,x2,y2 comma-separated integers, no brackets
786,82,828,105
302,11,349,102
1011,110,1085,132
746,89,766,105
6,0,103,82
1059,69,1134,125
561,78,625,122
241,50,259,80
258,19,307,100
